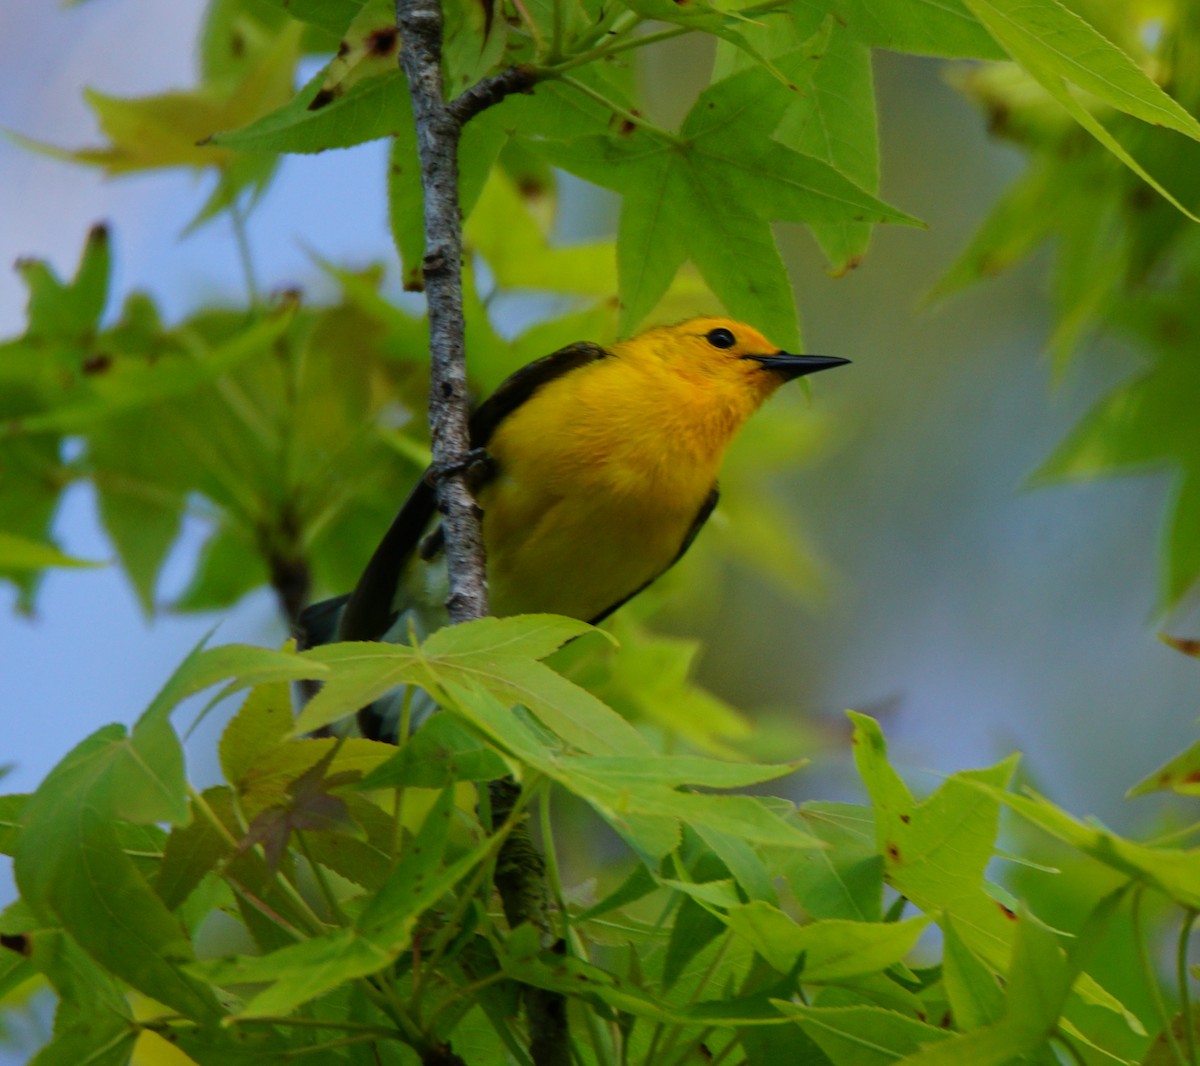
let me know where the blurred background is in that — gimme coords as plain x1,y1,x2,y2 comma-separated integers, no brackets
2,5,1198,1053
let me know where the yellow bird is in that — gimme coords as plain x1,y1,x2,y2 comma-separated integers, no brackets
300,316,848,739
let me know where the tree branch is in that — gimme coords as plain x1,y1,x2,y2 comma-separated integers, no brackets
395,3,567,1062
397,0,488,624
447,64,537,126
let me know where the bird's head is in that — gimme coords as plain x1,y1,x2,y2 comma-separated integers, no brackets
625,316,849,403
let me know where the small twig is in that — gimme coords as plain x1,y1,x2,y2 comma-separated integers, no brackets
448,64,538,126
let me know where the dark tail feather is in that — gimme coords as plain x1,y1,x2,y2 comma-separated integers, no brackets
296,593,351,650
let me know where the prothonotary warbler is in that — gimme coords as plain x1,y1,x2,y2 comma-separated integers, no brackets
300,316,848,739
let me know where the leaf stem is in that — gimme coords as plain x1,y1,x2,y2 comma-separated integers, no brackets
1134,886,1189,1066
296,830,348,926
1180,909,1198,1066
230,195,262,308
556,75,670,138
539,789,568,935
548,0,795,74
549,0,565,63
230,1015,402,1036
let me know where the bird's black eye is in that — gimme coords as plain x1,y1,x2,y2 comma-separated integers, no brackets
706,327,736,349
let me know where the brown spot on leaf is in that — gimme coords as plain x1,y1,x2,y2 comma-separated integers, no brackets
986,102,1010,137
1165,635,1200,657
1185,770,1200,783
899,813,911,824
0,933,30,956
367,26,399,56
1128,183,1156,211
308,88,337,112
886,842,901,861
997,902,1017,920
82,352,112,375
337,40,351,58
517,175,547,198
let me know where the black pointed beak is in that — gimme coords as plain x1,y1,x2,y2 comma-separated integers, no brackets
743,352,851,380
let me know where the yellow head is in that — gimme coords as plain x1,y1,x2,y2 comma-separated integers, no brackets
614,316,849,404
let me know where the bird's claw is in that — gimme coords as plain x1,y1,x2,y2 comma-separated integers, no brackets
426,447,497,492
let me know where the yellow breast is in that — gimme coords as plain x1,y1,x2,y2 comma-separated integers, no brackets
476,353,754,620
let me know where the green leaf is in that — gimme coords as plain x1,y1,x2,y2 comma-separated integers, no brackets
298,615,649,756
574,616,755,755
464,170,617,296
694,823,777,904
961,0,1200,141
1127,734,1200,797
778,1003,953,1065
89,412,186,613
30,25,301,175
902,890,1126,1066
1033,341,1200,604
974,783,1200,910
261,0,367,36
19,222,110,342
564,767,824,848
156,787,234,912
565,754,801,790
219,679,296,787
784,801,883,921
173,522,270,612
804,0,1005,58
497,932,773,1025
538,63,919,345
0,532,100,571
355,712,511,788
663,892,726,989
941,916,1005,1030
23,930,143,1066
305,0,398,111
924,164,1059,304
849,713,1020,969
211,67,411,154
8,303,296,435
15,726,221,1022
196,788,496,1017
725,903,929,981
141,639,325,732
770,23,880,273
387,119,425,290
